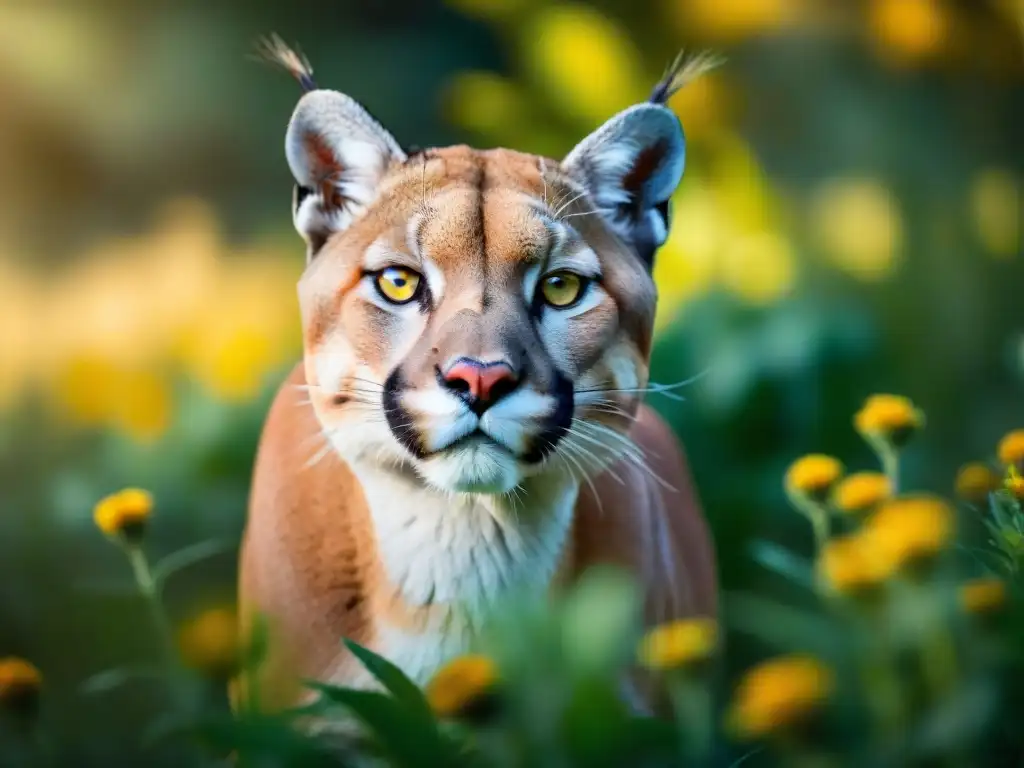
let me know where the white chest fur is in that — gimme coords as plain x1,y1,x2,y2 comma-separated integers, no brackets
347,463,578,685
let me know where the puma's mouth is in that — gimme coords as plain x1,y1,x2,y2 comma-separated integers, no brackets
418,433,522,494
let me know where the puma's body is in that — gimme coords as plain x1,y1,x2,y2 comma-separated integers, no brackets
235,46,720,717
238,363,715,711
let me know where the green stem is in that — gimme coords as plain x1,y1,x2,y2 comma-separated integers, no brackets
860,647,906,753
126,546,202,763
919,626,958,704
669,677,713,763
878,442,901,494
128,547,180,672
792,496,831,553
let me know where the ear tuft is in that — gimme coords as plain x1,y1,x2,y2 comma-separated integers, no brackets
255,34,317,93
561,51,721,267
648,50,724,106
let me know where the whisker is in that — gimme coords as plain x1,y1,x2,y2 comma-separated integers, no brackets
564,428,628,485
552,189,590,219
578,421,678,493
556,444,605,517
563,427,626,486
557,206,614,223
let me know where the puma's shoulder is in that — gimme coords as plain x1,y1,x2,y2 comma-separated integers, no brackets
571,404,718,622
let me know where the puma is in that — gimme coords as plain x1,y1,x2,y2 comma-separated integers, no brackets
234,41,719,720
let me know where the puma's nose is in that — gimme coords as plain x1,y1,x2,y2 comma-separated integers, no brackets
441,358,520,414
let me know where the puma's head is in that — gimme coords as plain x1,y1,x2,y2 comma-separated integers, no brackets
270,42,715,494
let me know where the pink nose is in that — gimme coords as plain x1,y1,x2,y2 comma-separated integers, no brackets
442,359,519,410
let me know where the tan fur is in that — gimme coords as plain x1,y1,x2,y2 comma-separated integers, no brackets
235,142,718,717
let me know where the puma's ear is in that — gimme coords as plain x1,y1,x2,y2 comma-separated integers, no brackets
561,51,721,267
285,89,406,257
562,104,684,266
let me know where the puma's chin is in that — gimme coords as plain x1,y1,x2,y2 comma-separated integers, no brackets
417,436,521,494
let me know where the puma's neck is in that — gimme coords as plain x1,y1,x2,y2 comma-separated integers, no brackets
348,460,579,620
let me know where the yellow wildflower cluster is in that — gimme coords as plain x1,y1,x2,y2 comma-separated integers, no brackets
94,488,154,542
638,618,718,670
817,497,953,593
2,199,302,443
425,654,499,719
726,654,833,740
868,496,954,571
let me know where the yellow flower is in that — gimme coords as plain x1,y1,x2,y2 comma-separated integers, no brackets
668,0,799,44
854,394,924,446
867,0,949,66
959,578,1007,615
94,488,153,541
524,5,646,125
810,177,903,282
111,367,172,444
955,463,1001,504
785,454,844,499
52,357,172,443
425,654,498,718
997,429,1024,470
832,472,892,514
1006,466,1024,501
638,618,718,670
0,657,42,714
445,71,528,137
720,231,797,307
178,607,240,680
726,655,833,740
865,495,954,571
817,533,895,593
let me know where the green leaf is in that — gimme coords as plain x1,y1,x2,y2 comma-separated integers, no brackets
560,566,641,676
989,493,1016,530
725,591,843,655
749,540,815,588
140,711,195,750
560,677,639,767
342,638,434,722
80,666,167,695
306,682,452,767
190,712,340,768
152,539,235,591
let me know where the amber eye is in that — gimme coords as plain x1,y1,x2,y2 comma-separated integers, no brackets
374,267,421,304
540,271,586,308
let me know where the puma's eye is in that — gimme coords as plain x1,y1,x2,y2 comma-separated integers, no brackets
375,267,421,304
540,271,586,308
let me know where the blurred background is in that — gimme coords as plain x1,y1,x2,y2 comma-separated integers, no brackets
0,0,1021,763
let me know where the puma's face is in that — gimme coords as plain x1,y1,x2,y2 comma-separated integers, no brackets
285,78,688,494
